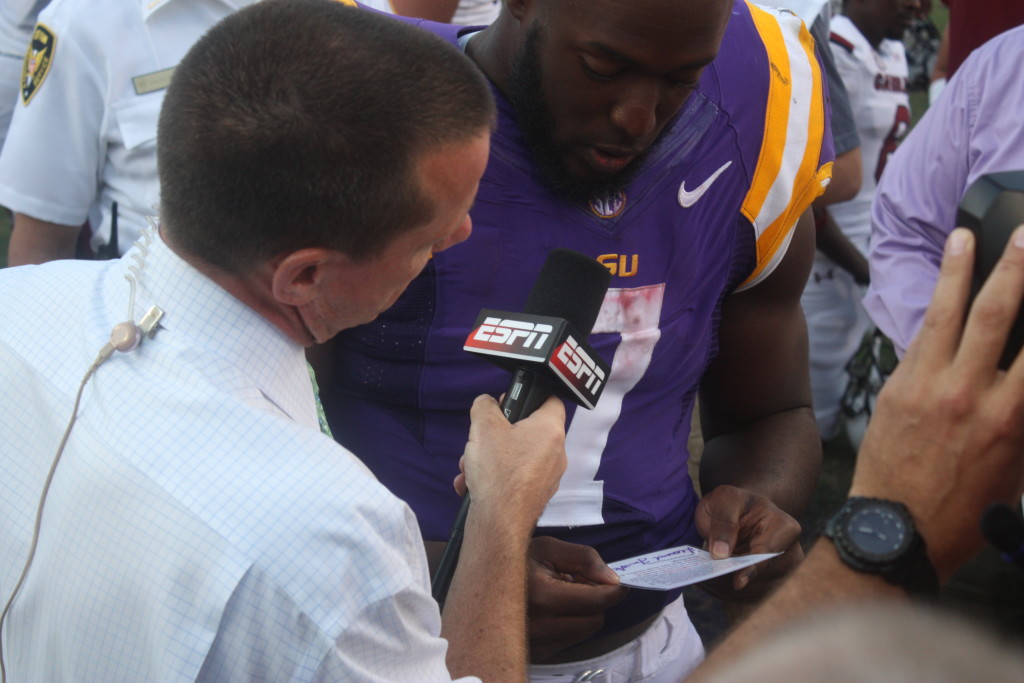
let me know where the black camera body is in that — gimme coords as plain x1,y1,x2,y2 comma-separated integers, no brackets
957,171,1024,368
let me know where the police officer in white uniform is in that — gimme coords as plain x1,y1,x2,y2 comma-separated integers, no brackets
0,0,255,265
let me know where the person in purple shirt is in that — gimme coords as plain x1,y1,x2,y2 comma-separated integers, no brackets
865,24,1024,355
322,0,833,679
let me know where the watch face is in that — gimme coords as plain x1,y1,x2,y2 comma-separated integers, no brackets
844,504,911,560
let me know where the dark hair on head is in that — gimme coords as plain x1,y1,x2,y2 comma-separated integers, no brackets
157,0,494,273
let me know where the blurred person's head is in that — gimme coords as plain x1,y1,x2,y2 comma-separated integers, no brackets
708,602,1024,683
844,0,921,46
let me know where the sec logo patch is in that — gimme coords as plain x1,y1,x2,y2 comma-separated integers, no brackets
589,191,627,219
21,24,56,105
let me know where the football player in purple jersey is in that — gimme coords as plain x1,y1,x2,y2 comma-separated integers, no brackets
321,0,833,678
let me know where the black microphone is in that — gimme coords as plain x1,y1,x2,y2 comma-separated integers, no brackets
980,502,1024,570
466,249,613,418
431,249,612,605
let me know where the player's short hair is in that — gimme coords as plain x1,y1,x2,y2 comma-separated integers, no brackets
158,0,494,273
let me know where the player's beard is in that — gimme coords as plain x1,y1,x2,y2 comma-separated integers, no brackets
506,25,646,205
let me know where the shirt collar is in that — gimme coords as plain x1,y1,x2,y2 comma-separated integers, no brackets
124,229,320,430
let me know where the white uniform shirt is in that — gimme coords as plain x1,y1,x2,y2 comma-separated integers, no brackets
0,0,253,255
0,234,476,682
826,14,910,252
0,0,48,54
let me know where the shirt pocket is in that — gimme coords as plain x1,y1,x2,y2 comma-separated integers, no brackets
112,92,163,150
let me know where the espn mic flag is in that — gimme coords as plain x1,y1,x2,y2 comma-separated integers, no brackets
464,311,609,410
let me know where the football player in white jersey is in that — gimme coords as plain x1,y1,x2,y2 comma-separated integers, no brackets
800,0,918,443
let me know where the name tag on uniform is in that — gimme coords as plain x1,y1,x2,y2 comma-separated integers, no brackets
132,67,175,95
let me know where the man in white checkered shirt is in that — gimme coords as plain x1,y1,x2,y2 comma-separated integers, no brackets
0,1,570,680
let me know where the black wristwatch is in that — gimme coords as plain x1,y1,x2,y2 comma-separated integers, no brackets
824,497,939,597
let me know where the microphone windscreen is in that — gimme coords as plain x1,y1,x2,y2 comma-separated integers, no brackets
981,502,1024,554
524,248,611,335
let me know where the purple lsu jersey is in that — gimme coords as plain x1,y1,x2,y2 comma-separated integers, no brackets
324,0,832,632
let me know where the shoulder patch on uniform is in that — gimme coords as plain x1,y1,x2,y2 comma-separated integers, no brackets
830,33,855,54
21,24,56,105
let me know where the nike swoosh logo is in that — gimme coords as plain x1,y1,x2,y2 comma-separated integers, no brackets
678,161,732,208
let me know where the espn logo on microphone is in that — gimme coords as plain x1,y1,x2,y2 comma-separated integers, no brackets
467,316,554,361
465,309,610,409
550,335,606,409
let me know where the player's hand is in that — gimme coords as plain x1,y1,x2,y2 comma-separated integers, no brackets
525,536,628,662
455,394,567,523
851,227,1024,580
694,485,804,600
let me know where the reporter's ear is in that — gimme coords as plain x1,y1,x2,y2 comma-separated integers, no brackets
270,248,337,306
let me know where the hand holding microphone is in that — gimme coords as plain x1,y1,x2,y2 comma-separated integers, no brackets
457,394,567,517
432,249,612,604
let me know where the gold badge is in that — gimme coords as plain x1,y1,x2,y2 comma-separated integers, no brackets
133,67,176,95
21,24,56,105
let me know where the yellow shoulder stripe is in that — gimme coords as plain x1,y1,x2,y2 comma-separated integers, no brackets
738,3,831,290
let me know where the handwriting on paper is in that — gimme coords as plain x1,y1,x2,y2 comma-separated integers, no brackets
610,545,780,590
